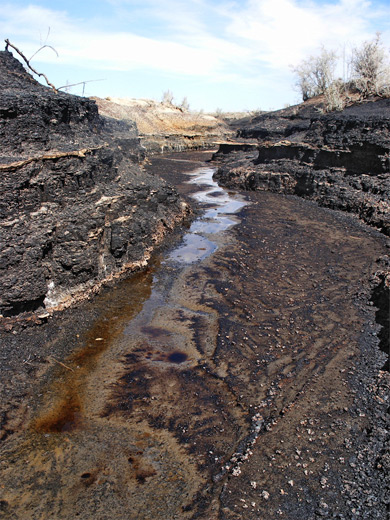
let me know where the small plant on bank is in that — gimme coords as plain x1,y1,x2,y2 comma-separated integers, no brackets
179,97,190,111
350,33,390,97
324,79,347,112
292,33,390,111
292,47,337,101
161,91,192,112
161,89,174,105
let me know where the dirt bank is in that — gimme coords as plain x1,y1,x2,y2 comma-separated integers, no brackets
0,50,190,318
212,98,390,236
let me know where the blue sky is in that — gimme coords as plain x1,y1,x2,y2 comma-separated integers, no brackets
1,0,390,111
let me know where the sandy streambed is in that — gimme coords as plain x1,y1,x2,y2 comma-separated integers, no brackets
0,151,388,520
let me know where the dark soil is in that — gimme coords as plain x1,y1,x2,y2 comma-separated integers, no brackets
213,98,390,236
1,151,388,519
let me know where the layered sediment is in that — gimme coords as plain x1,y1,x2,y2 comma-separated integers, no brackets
213,97,390,371
0,50,190,318
213,98,390,236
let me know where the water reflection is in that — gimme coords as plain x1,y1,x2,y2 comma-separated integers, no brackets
167,167,247,264
30,268,156,433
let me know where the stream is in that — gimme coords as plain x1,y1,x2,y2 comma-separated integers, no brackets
0,151,388,520
167,166,246,263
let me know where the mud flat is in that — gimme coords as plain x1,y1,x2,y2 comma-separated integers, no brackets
0,152,389,519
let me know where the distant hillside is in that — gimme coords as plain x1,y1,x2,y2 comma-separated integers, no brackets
93,96,233,153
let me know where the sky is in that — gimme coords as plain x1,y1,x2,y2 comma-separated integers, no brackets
1,0,390,111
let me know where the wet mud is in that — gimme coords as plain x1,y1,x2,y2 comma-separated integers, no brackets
0,151,388,519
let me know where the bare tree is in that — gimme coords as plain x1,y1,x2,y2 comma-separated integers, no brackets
179,96,190,111
350,33,390,97
161,89,174,105
5,38,58,92
292,48,338,101
292,34,390,110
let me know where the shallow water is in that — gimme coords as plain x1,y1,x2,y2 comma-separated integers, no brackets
167,166,246,263
30,163,246,434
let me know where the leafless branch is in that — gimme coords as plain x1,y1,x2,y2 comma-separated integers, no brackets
41,27,51,47
4,38,58,92
58,78,105,91
48,355,74,372
29,44,59,62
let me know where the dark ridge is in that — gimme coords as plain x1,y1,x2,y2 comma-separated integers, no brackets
0,49,188,318
2,295,46,317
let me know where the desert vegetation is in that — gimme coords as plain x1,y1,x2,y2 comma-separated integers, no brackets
161,89,191,112
292,33,390,111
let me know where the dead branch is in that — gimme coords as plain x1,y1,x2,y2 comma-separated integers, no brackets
29,44,59,62
58,78,105,91
5,38,58,92
48,356,74,372
0,146,106,172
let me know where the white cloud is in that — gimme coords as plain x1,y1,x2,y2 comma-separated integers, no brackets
2,1,389,75
0,3,248,78
226,0,390,68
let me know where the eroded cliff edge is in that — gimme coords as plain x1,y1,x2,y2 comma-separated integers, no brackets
213,99,390,235
93,96,233,154
0,50,190,318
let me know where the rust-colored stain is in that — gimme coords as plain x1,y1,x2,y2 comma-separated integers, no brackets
30,267,156,434
31,392,82,433
128,454,157,484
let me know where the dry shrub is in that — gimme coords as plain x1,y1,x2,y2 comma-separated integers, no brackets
324,80,346,112
350,33,390,97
